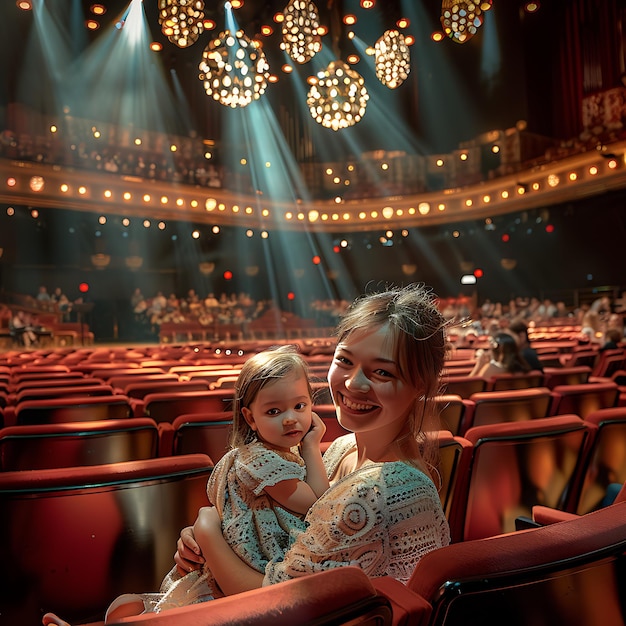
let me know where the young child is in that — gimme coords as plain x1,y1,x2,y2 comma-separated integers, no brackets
44,345,328,624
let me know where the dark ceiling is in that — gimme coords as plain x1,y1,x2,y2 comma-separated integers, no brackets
4,1,559,160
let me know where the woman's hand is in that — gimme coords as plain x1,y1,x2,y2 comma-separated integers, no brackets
173,525,205,576
301,411,326,449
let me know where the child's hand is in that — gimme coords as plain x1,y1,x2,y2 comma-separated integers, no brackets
301,411,326,449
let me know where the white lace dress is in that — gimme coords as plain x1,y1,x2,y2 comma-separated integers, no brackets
133,433,450,612
136,441,308,611
264,434,451,585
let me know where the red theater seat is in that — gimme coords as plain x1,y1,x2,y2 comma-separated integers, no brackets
393,501,626,626
449,415,592,542
0,418,159,470
0,454,213,625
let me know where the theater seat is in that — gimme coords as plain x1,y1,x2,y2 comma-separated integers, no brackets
449,415,592,541
0,418,159,470
167,411,234,462
548,382,619,418
0,454,213,625
487,370,545,391
12,395,133,427
97,567,398,626
394,501,626,626
463,387,552,434
143,390,234,423
574,407,626,515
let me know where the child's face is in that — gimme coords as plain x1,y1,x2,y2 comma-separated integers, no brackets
241,370,312,452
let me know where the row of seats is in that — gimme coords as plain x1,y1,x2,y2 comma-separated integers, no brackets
13,489,625,626
2,406,624,534
1,448,624,625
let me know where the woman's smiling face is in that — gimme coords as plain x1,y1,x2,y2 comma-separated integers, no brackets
328,324,419,436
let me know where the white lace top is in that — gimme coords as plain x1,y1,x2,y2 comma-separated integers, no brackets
264,434,451,586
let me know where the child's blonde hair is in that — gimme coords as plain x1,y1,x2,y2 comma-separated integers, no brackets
230,345,313,448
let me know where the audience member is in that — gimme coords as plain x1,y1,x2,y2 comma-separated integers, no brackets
508,319,544,372
470,331,532,378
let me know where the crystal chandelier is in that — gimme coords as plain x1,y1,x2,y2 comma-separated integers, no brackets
440,0,492,44
280,0,322,64
375,30,410,89
158,0,205,48
199,30,270,108
307,60,369,130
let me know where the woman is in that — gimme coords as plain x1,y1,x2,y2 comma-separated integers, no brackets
469,331,531,379
174,283,451,595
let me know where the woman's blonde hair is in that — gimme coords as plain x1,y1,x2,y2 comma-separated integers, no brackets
230,345,313,448
334,283,450,482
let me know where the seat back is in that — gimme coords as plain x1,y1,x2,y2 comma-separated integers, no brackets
14,384,114,404
0,454,213,625
0,418,159,470
549,382,619,418
466,387,552,432
116,567,396,626
435,395,473,436
405,502,626,626
542,366,591,389
592,349,626,378
488,371,545,391
437,431,473,521
124,380,210,400
451,415,592,541
440,376,488,399
14,395,132,426
576,407,626,515
144,390,234,423
171,412,234,462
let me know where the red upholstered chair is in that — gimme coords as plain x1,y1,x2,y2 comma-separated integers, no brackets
548,382,619,418
166,411,234,462
573,407,626,515
387,502,626,626
0,454,213,625
448,415,592,542
85,567,402,626
462,387,552,434
14,384,114,404
591,348,626,379
542,365,591,389
0,418,159,470
436,430,473,522
487,370,545,391
143,390,234,423
108,374,180,394
559,349,599,369
435,395,474,436
440,375,488,399
11,395,132,427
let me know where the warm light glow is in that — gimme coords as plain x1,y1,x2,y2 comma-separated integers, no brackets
199,30,270,108
16,0,32,10
90,4,106,15
431,31,444,42
360,0,375,7
397,18,410,28
159,0,205,48
441,0,488,43
307,60,369,130
150,42,163,51
281,0,322,63
375,30,410,89
86,20,100,30
343,14,357,25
